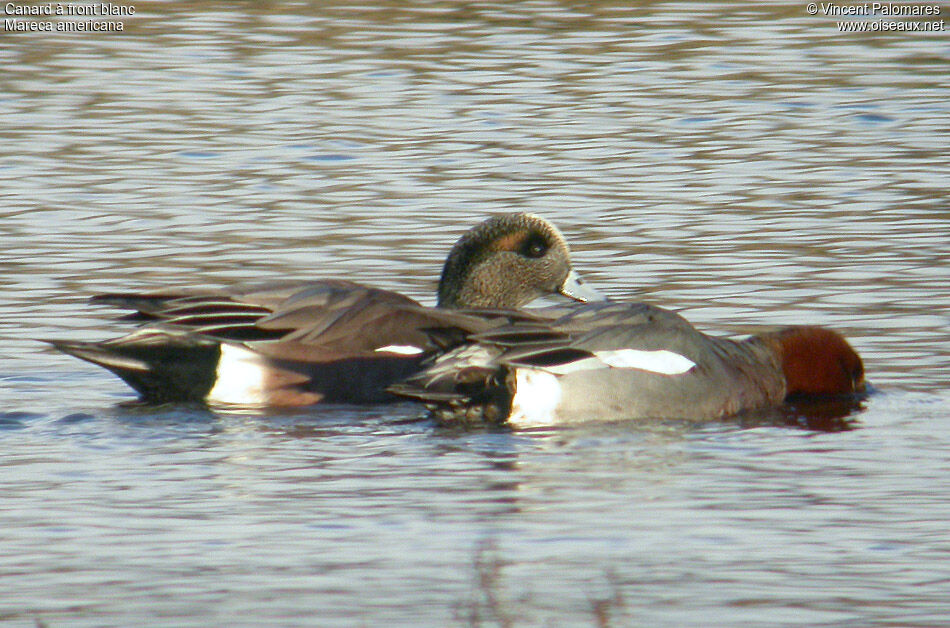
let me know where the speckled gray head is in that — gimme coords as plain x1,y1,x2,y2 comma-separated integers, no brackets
437,213,604,309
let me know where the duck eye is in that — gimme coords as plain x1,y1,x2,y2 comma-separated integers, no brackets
520,236,548,259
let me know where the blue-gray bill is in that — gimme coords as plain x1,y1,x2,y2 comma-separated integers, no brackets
559,270,606,303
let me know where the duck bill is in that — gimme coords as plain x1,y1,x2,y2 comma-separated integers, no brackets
559,270,606,303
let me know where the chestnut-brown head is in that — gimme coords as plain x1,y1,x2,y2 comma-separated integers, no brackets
437,213,602,309
760,326,866,398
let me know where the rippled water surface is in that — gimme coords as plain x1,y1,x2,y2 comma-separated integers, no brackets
2,2,949,626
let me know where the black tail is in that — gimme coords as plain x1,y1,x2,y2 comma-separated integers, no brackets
48,335,221,403
389,364,514,426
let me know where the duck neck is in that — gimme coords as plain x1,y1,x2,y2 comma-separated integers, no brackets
436,267,463,309
437,234,485,309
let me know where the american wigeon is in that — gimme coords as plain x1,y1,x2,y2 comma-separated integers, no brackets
389,300,866,427
49,213,602,405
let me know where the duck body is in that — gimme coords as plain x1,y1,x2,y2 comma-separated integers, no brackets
389,301,866,427
52,280,478,405
49,214,601,406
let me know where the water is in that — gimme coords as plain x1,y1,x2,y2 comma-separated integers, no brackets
2,1,949,626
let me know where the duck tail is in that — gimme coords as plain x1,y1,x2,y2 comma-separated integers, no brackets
46,334,221,403
389,364,514,426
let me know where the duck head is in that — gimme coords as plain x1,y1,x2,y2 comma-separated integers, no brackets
759,326,866,398
437,213,603,309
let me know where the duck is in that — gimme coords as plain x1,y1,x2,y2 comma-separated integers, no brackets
388,300,866,427
48,213,603,406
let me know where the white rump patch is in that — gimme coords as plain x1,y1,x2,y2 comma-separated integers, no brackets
509,368,562,428
547,349,695,376
373,344,424,356
207,344,267,405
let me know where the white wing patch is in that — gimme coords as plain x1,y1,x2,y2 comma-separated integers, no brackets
597,349,695,374
207,344,267,405
547,349,695,376
509,368,562,428
373,344,424,356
